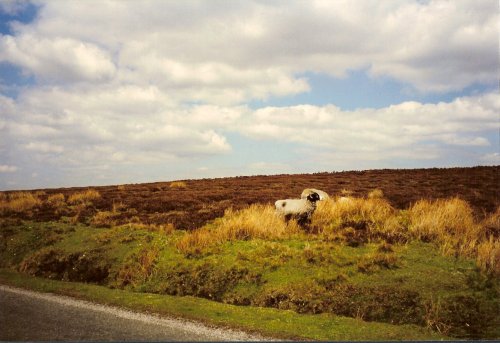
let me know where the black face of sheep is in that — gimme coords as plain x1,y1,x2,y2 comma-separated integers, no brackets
307,192,320,203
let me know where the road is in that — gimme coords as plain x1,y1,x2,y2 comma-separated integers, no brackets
0,285,268,341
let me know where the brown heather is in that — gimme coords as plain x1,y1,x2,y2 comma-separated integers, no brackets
46,193,66,208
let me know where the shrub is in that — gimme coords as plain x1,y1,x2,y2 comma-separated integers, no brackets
481,206,500,240
424,295,499,339
408,198,482,257
368,189,384,199
68,189,101,206
126,222,175,235
357,252,399,273
177,204,300,255
0,192,42,214
169,181,187,189
117,246,160,287
46,193,66,208
19,248,109,283
311,197,397,240
91,211,118,228
476,237,500,276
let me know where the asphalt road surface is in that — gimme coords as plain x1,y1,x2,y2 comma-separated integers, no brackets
0,285,268,341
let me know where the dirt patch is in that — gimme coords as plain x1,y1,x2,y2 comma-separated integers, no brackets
19,248,110,284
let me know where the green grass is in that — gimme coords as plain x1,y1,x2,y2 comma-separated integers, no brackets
0,269,444,341
1,220,498,339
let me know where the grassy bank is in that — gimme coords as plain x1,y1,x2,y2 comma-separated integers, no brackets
1,188,499,340
0,269,443,341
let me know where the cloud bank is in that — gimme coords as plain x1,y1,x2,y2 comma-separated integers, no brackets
0,0,498,189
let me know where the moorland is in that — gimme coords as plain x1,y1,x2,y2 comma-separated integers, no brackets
0,166,498,340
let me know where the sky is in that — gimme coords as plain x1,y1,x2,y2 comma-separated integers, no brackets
0,0,498,190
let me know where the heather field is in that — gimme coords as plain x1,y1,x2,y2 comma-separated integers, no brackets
0,166,499,340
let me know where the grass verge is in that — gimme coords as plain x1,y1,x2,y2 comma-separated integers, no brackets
0,268,445,341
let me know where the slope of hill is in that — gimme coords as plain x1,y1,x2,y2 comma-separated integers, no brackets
0,166,498,340
3,166,499,230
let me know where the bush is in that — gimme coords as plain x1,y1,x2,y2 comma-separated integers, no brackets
476,237,500,276
68,189,101,206
0,192,42,214
424,295,499,339
19,248,109,283
46,193,66,208
357,252,399,273
408,198,482,257
169,181,187,189
117,246,160,287
368,189,384,199
91,211,118,228
176,204,300,255
311,196,400,244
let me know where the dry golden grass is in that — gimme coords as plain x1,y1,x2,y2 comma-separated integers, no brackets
118,245,160,287
407,198,482,257
177,204,300,254
476,237,500,276
368,189,384,199
311,196,396,233
127,222,175,235
0,192,42,213
91,210,118,227
68,189,101,206
310,194,499,275
46,193,66,208
169,181,187,189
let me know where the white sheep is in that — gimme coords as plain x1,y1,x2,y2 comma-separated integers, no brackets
275,192,321,225
301,188,329,201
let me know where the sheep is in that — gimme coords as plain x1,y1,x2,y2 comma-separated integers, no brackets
275,192,321,226
301,188,329,201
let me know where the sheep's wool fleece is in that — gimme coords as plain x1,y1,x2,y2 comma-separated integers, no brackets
301,188,329,200
275,199,316,215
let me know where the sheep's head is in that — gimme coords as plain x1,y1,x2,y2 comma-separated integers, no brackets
307,192,320,203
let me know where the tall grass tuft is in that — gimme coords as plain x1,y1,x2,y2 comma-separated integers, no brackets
311,196,396,234
407,198,482,258
476,237,500,276
177,204,300,255
0,192,42,214
46,193,66,208
368,189,384,199
68,189,101,206
117,245,160,287
170,181,187,189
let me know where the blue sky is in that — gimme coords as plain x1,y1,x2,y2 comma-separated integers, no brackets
0,0,498,190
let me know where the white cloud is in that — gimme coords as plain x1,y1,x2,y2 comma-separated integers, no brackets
0,34,116,83
0,0,29,15
240,92,500,158
0,1,498,189
2,0,495,95
0,165,18,173
480,153,500,164
248,161,292,173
